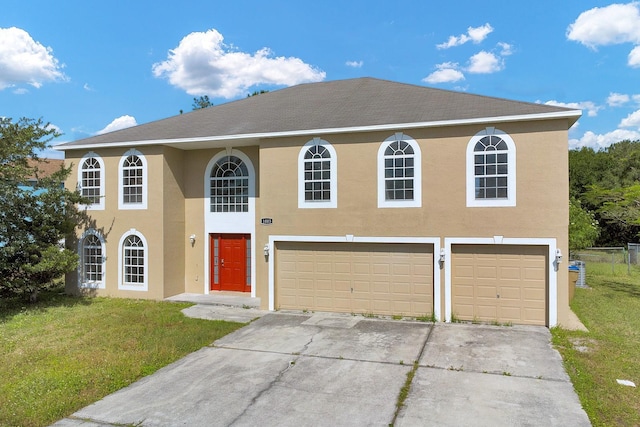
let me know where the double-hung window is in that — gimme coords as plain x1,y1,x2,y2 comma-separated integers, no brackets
79,230,105,289
466,128,516,207
119,149,147,209
118,230,148,291
377,133,422,208
298,138,337,208
79,153,104,210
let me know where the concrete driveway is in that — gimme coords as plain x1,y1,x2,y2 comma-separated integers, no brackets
52,312,590,426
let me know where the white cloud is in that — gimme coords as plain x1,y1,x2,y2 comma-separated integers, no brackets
96,115,138,135
542,100,601,117
467,51,503,74
570,129,640,150
634,94,640,104
567,3,640,47
629,45,640,67
607,92,630,106
0,27,66,90
497,42,513,56
620,109,640,127
152,29,326,98
345,60,363,68
83,83,94,91
437,23,493,49
422,62,465,84
567,3,640,68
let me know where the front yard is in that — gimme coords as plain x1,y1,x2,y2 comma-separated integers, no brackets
552,266,640,426
0,289,244,427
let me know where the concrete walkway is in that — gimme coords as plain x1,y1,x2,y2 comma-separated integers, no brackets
52,300,590,427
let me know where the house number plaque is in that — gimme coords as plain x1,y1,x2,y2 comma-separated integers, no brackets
261,218,273,225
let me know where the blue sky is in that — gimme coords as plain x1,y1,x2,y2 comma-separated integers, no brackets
1,1,639,158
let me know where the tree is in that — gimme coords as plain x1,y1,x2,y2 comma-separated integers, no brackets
569,197,599,252
0,117,87,301
247,89,269,97
192,95,213,110
569,139,640,245
584,183,640,245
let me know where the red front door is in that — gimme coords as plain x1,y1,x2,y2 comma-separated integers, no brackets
210,233,251,292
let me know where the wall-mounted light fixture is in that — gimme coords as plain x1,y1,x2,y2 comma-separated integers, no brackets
264,244,270,257
439,248,446,263
189,234,196,246
555,248,562,264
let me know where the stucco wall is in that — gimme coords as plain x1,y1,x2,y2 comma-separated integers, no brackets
254,119,570,324
63,116,571,325
65,145,167,299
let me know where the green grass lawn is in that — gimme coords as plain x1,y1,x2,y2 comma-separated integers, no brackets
0,288,245,427
552,265,640,427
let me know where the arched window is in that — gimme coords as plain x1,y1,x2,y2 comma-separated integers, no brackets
119,149,147,209
298,138,337,208
377,133,422,208
466,128,516,207
79,230,105,289
79,152,104,210
210,156,249,212
118,230,148,291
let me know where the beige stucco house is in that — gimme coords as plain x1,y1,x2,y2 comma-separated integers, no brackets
57,78,581,327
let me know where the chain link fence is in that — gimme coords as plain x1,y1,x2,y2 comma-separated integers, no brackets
571,246,640,276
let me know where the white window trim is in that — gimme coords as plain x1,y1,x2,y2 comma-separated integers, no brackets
443,236,558,327
267,235,441,320
78,152,105,211
118,148,148,210
77,229,106,289
298,137,337,209
377,132,422,208
118,229,149,291
466,127,516,207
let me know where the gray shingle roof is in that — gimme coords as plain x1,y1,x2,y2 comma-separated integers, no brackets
56,77,580,150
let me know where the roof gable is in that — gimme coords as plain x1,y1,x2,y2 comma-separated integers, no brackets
57,77,581,150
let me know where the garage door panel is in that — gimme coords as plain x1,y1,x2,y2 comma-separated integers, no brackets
476,305,498,319
452,245,547,326
353,263,370,274
524,267,545,281
276,242,433,317
500,286,521,299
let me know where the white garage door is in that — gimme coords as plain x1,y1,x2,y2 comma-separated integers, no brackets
276,242,433,317
451,245,547,326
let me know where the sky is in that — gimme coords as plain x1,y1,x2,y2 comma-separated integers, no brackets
1,1,640,158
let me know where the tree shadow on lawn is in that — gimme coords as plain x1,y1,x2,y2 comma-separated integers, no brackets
0,285,93,323
597,278,640,299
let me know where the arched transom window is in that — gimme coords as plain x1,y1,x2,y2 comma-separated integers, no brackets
122,154,143,204
210,156,249,213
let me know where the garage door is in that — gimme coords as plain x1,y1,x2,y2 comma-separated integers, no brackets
451,245,547,326
277,242,433,317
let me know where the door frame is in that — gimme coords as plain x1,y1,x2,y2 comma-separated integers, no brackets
444,237,558,327
209,233,251,292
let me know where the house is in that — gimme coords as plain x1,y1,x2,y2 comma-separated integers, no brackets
56,78,581,327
